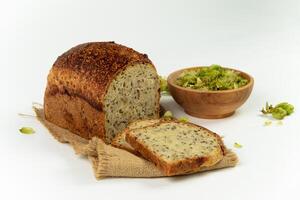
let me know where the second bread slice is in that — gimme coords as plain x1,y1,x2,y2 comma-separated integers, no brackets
126,121,225,176
111,119,161,154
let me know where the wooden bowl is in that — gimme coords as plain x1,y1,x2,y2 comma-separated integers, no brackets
167,66,254,119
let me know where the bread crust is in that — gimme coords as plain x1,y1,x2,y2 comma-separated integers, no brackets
46,42,154,110
44,42,159,141
44,92,106,139
126,121,225,176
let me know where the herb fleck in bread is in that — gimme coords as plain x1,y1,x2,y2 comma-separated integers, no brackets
44,42,160,143
125,121,225,176
111,119,160,154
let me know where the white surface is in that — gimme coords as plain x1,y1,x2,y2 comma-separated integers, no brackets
1,0,300,200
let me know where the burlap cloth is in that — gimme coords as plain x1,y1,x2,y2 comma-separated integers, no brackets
33,105,238,179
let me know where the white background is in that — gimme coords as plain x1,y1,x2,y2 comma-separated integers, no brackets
1,0,300,200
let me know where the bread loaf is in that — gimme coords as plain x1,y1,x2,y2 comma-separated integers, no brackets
44,42,160,143
125,121,225,176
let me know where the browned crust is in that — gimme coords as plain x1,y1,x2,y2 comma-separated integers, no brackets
110,131,124,146
125,121,225,176
44,92,105,140
46,41,155,111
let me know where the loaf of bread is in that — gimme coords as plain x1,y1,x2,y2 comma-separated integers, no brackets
44,42,160,143
111,119,161,154
125,121,225,176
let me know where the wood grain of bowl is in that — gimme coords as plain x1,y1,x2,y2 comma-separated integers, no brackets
167,66,254,119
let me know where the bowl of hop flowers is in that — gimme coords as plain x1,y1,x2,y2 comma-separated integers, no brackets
167,64,254,119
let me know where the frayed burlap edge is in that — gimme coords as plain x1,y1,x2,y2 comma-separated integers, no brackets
33,104,238,179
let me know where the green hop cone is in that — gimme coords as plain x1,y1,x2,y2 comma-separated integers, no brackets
275,102,294,115
159,76,169,94
163,110,173,119
272,107,287,120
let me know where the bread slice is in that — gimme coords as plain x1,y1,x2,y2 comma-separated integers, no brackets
111,119,160,155
125,121,225,176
